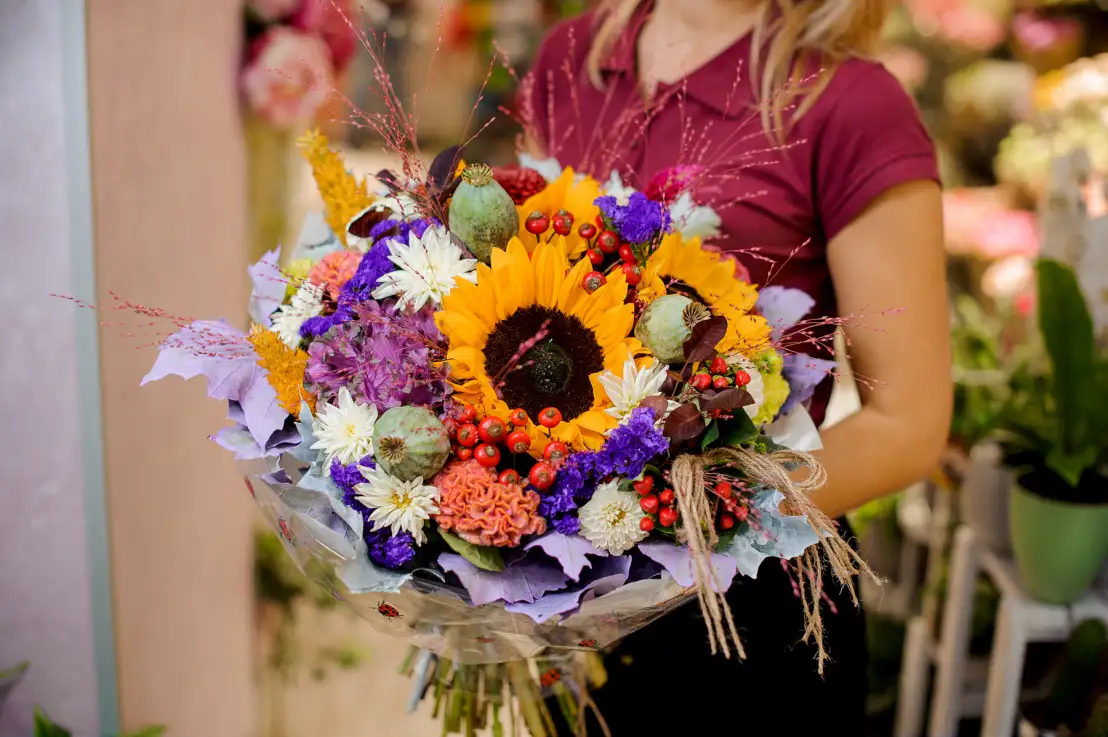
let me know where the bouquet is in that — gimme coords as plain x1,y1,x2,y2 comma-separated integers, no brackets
141,125,873,732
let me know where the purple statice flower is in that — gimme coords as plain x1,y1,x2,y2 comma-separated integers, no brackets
305,300,448,412
539,407,667,533
330,455,375,508
337,217,436,307
595,192,672,245
300,304,354,340
366,526,417,569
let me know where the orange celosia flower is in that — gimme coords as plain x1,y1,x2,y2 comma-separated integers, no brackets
296,129,373,247
247,324,316,415
309,249,360,300
433,459,546,548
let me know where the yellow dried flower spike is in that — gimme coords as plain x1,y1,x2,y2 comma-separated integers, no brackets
296,129,372,247
247,324,316,415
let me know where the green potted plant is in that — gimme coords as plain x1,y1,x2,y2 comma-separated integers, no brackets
997,258,1108,604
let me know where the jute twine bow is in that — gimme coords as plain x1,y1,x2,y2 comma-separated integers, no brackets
670,447,878,673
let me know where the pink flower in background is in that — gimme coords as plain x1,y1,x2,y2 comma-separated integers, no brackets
937,7,1006,51
942,190,1039,260
880,46,930,93
976,211,1039,259
247,0,302,22
242,26,335,128
291,0,359,74
1012,12,1082,53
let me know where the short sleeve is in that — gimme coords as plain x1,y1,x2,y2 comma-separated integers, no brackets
813,62,939,241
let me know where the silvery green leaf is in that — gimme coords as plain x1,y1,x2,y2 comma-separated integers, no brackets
717,489,820,578
290,402,320,463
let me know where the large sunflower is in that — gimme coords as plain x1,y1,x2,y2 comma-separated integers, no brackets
639,232,771,357
516,168,602,260
436,238,640,451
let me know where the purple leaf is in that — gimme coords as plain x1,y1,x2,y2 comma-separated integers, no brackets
438,554,568,606
638,541,739,593
699,387,754,412
781,354,837,416
249,250,289,327
241,371,289,448
142,320,257,402
663,403,706,441
638,396,670,418
428,145,464,190
683,315,727,363
525,533,608,581
505,556,631,623
757,286,815,340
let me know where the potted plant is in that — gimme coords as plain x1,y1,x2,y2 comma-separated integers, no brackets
950,294,1021,552
1020,619,1108,737
997,258,1108,604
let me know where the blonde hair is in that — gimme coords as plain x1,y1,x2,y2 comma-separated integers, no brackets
586,0,892,134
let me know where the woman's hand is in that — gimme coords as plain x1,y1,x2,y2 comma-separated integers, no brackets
815,179,950,517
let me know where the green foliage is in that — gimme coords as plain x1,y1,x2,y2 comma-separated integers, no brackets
1046,620,1108,730
949,294,1014,447
33,706,165,737
439,529,505,572
1081,694,1108,737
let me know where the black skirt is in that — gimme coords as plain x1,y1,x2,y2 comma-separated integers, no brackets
552,519,867,734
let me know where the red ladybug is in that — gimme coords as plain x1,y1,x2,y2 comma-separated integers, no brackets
476,636,494,644
244,478,255,498
377,601,402,619
540,668,562,688
278,518,293,542
577,638,598,648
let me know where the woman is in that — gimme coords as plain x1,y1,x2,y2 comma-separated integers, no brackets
524,0,951,731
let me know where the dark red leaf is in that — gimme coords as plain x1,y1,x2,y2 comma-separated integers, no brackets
428,146,464,190
663,403,706,442
375,168,401,193
699,388,754,412
639,396,670,419
683,316,727,363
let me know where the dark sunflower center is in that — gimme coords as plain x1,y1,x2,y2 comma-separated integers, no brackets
483,305,603,422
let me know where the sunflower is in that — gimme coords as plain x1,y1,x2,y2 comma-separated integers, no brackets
516,168,602,259
639,232,771,357
436,238,641,451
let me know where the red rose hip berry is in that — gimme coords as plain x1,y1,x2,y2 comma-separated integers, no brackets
715,481,732,499
587,248,604,266
506,429,531,454
709,357,729,375
456,423,479,447
658,507,679,528
619,243,636,263
659,488,675,506
632,476,654,495
712,375,731,389
455,447,473,461
690,373,711,391
525,211,550,234
543,441,568,464
538,407,562,427
529,462,556,490
459,404,478,422
734,369,752,387
621,263,642,286
639,516,655,532
478,416,508,443
582,271,606,293
508,408,529,427
578,222,597,240
596,229,620,254
720,513,736,530
498,469,521,485
639,494,660,514
475,443,501,468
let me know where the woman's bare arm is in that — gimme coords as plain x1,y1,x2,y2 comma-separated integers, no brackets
811,180,951,518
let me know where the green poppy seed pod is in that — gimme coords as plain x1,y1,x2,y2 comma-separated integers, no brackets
448,163,520,264
634,294,709,365
373,406,451,481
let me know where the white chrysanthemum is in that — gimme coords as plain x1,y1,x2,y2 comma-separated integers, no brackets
371,225,478,311
602,171,637,205
354,465,440,545
598,356,680,425
727,355,766,420
311,387,379,470
270,280,325,349
670,192,722,239
578,480,648,556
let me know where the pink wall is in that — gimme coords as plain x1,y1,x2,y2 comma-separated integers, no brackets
87,1,256,734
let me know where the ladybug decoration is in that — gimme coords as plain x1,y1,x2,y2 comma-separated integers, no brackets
540,668,562,688
476,636,494,644
330,589,345,602
244,477,255,498
377,601,402,619
277,517,293,543
576,638,598,648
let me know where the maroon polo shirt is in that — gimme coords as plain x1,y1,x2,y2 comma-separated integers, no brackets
524,8,939,425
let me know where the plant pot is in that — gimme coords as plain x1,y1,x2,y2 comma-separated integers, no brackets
1010,484,1108,604
959,441,1014,553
